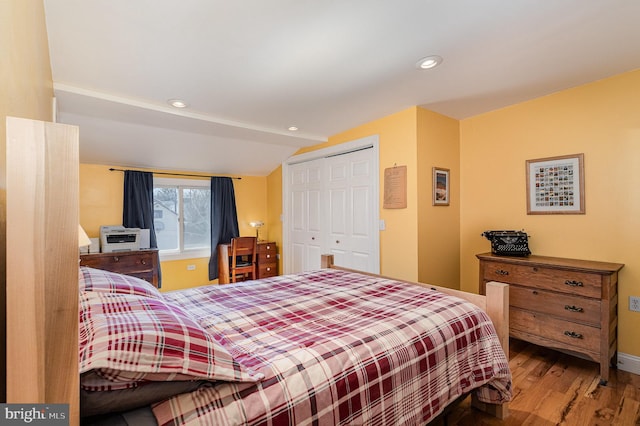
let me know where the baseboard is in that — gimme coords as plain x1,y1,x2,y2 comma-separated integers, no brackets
617,352,640,375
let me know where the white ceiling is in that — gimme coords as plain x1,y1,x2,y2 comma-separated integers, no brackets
44,0,640,176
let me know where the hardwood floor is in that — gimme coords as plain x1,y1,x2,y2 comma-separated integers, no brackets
444,339,640,425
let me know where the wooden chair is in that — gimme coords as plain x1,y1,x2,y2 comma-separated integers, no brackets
230,236,257,283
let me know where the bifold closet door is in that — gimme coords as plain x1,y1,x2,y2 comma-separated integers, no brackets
287,145,378,275
325,147,377,273
288,158,324,273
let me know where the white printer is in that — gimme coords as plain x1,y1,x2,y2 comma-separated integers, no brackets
100,225,141,252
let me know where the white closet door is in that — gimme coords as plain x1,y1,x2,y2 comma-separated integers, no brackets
289,158,324,273
326,147,377,272
284,136,380,275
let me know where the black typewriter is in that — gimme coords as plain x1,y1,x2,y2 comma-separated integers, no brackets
481,230,531,256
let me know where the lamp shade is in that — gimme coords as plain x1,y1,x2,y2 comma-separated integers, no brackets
78,225,91,248
249,221,264,240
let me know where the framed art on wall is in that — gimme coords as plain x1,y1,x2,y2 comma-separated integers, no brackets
526,153,584,214
432,167,449,206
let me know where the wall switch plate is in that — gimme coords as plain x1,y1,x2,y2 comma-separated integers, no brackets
187,264,196,271
630,296,640,312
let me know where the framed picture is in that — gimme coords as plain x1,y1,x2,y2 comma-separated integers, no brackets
526,153,584,214
432,167,450,206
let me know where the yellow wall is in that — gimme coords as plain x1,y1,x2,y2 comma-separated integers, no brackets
1,0,54,402
288,108,420,281
417,108,460,287
459,69,640,357
79,163,270,291
281,107,461,284
266,165,283,273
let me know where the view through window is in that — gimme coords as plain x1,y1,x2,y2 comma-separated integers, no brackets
153,178,211,258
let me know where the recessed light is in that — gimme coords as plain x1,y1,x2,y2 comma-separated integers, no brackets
288,126,299,131
416,55,443,70
168,99,188,108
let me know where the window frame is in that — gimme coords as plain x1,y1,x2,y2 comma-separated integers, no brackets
153,177,211,261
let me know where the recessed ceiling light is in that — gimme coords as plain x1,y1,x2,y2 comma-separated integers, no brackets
168,99,188,108
416,55,443,70
288,126,299,132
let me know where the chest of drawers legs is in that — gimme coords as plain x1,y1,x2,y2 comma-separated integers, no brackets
477,253,623,383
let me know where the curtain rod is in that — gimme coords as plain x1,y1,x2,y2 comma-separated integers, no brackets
109,168,242,180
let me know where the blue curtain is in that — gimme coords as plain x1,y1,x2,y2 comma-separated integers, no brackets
209,177,239,280
123,170,161,285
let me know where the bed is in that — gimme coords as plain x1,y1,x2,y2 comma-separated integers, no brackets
79,255,512,425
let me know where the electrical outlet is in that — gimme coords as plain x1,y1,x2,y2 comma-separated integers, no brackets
630,296,640,312
187,264,196,271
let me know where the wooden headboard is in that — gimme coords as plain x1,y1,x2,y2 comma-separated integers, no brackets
5,117,80,424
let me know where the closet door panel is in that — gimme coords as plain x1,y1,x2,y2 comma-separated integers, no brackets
288,159,324,273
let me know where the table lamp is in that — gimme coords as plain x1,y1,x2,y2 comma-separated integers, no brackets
249,221,264,240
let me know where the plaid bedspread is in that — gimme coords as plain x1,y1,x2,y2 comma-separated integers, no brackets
151,269,511,426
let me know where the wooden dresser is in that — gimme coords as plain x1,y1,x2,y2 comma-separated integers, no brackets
257,241,278,279
477,252,624,383
80,249,161,288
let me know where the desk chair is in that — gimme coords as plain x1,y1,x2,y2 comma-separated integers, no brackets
230,236,257,283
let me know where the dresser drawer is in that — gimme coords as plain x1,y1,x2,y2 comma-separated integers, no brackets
257,242,277,254
510,285,601,326
258,250,277,263
510,308,600,354
483,261,601,298
259,263,278,278
81,252,155,272
126,271,156,283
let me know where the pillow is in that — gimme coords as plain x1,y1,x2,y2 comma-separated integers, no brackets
79,291,263,391
80,266,162,300
80,372,207,417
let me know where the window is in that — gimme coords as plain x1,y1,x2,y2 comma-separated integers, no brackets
153,178,210,259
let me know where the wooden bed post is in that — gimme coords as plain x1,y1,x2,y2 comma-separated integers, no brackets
321,254,335,269
6,118,80,425
484,281,509,356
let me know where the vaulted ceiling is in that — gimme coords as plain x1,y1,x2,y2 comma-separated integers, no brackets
44,1,640,176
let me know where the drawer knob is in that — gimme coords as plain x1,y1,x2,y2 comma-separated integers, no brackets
564,305,584,313
113,256,119,262
495,269,509,276
564,331,583,339
266,267,271,271
266,254,271,258
564,280,584,287
141,259,146,265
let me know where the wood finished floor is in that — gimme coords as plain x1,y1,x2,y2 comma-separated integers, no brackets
443,339,640,425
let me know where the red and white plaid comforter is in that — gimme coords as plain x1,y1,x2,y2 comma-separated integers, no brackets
148,269,511,425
